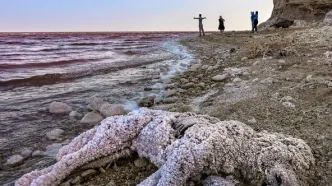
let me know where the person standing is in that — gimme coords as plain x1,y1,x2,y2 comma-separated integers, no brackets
251,12,255,32
218,16,225,33
253,11,259,32
194,14,206,36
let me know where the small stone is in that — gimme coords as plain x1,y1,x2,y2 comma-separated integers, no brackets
6,155,24,166
81,169,97,177
137,96,156,108
134,158,149,168
87,97,105,111
69,111,81,119
233,77,242,83
59,181,70,186
207,66,214,71
80,112,104,125
182,83,195,89
164,83,176,89
280,96,294,102
282,102,296,108
164,90,177,98
99,167,106,173
212,74,228,82
248,118,257,124
100,103,125,117
198,82,205,88
163,97,179,104
201,65,209,70
197,74,204,78
32,150,44,157
106,180,116,186
278,59,286,64
21,149,33,158
45,143,62,157
253,61,260,66
49,102,72,114
241,57,248,61
306,75,313,82
71,176,82,184
46,129,64,141
180,78,189,84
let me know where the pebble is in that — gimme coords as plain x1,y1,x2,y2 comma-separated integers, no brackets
233,77,242,83
282,102,296,108
280,96,294,102
59,181,71,186
69,111,82,119
80,112,104,124
134,158,149,168
180,78,189,84
248,118,257,124
71,176,82,184
241,57,248,61
49,102,72,114
46,129,64,141
164,89,177,98
182,83,195,89
81,169,97,177
201,65,209,70
212,74,228,82
21,149,33,158
253,61,260,66
100,103,125,117
32,150,44,157
106,180,116,186
137,95,156,108
5,155,24,166
278,59,286,64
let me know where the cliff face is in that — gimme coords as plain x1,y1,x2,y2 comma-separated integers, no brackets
263,0,332,28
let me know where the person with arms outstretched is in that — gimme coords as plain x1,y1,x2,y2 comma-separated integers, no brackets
194,14,206,36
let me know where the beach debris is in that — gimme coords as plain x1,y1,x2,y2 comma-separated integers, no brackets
49,102,72,114
16,108,314,186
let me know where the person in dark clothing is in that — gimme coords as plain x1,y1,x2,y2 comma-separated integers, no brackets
251,12,255,32
253,11,259,32
218,16,225,33
194,14,206,36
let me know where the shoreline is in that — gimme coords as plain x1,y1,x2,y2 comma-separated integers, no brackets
5,26,332,185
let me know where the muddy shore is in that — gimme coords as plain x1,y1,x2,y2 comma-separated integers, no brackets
9,26,332,186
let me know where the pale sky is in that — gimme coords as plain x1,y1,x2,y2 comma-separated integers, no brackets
0,0,273,32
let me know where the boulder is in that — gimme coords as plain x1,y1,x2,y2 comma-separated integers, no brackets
6,155,24,167
80,112,104,125
138,96,156,108
260,0,332,29
49,102,72,114
46,129,64,141
212,74,228,82
100,104,125,117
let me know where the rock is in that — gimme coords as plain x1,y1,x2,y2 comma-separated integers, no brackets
190,64,201,72
71,176,82,184
80,112,104,124
164,83,176,89
49,102,72,114
69,111,81,119
164,90,177,98
253,61,260,66
6,155,24,166
138,96,156,108
45,143,63,157
233,77,242,83
106,180,116,186
260,0,332,29
46,129,64,141
182,83,195,89
207,66,214,71
99,167,106,173
134,158,149,168
21,149,33,158
281,96,294,102
241,57,248,61
32,150,44,157
163,97,179,104
324,10,332,24
282,102,296,108
100,103,125,117
87,97,105,111
278,59,286,64
59,181,71,186
201,65,209,70
144,87,153,91
212,74,228,82
248,118,257,124
81,169,96,177
260,77,274,84
180,78,189,84
198,83,205,88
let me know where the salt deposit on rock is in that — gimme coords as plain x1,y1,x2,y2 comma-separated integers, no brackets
6,154,24,167
46,129,64,141
212,74,228,82
49,102,72,114
80,112,104,125
100,103,125,117
16,109,314,186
